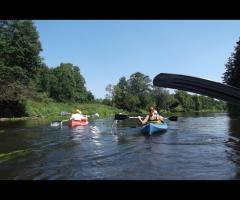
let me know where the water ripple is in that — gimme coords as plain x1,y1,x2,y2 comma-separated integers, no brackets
1,113,240,180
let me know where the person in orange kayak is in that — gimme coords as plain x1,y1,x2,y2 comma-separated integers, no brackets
138,106,164,124
70,109,87,121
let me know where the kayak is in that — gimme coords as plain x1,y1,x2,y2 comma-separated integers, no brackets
68,119,89,127
141,121,168,135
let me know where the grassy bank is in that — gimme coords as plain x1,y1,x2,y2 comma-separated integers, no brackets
0,99,226,122
24,100,126,119
162,104,226,113
0,101,126,121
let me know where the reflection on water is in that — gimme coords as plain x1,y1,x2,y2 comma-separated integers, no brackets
0,113,240,180
228,117,240,139
225,115,240,179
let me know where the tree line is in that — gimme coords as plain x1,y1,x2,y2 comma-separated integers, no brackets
104,72,226,113
0,20,93,117
222,38,240,115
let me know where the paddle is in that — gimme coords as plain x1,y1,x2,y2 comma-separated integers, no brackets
50,119,68,127
153,73,240,105
114,102,179,121
60,112,99,118
114,114,178,121
85,113,100,118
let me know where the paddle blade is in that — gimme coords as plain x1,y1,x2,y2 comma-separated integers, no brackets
50,121,62,126
168,116,178,121
89,113,100,118
114,114,128,120
94,113,100,117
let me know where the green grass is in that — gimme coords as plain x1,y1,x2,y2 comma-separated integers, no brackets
0,149,30,163
25,100,126,119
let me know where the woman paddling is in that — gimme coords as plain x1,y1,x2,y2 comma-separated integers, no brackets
138,106,164,125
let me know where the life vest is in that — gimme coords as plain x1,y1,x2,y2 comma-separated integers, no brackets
148,113,158,121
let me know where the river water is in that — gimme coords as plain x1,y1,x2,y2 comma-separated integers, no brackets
0,112,240,180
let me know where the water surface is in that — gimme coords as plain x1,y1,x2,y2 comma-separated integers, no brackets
0,113,240,180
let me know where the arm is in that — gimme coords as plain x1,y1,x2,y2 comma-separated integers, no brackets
157,115,164,122
138,115,149,124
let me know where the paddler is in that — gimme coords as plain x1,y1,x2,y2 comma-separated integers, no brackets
70,109,87,121
138,106,164,124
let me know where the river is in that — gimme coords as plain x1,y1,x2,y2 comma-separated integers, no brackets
0,112,240,180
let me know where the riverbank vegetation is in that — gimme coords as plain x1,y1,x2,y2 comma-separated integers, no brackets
104,73,227,114
25,101,125,118
0,20,96,118
223,38,240,115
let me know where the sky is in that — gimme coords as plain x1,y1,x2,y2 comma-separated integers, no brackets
35,20,240,99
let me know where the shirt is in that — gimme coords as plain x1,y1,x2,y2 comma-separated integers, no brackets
70,113,86,120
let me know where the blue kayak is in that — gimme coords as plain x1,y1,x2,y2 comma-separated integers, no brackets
141,122,168,135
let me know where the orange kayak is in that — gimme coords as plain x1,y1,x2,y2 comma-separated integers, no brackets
68,119,89,127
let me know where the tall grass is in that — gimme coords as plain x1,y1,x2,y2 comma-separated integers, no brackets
25,100,126,119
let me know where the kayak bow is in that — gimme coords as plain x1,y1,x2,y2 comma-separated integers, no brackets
141,121,168,135
68,119,89,127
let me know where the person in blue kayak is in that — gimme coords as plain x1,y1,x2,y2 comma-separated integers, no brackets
70,109,87,121
138,106,164,124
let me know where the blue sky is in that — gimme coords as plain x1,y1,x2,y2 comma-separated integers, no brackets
35,20,240,99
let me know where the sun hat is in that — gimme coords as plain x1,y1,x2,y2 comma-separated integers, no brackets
76,109,82,114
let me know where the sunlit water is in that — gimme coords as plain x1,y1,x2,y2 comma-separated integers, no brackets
1,113,240,180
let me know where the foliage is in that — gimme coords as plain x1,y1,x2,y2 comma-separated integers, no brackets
0,20,95,117
25,100,125,118
0,20,43,103
0,20,45,117
111,72,153,112
36,63,95,103
0,20,42,78
222,38,240,115
174,90,226,112
0,149,30,163
106,71,226,114
152,87,176,111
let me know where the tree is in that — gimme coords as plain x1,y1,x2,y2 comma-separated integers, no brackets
174,90,226,112
192,95,202,111
0,20,43,117
127,72,152,110
49,63,94,103
222,38,240,115
0,20,43,101
50,63,75,102
111,72,153,112
86,90,94,102
0,20,42,79
174,90,193,111
152,87,176,111
112,77,129,110
128,72,151,94
223,39,240,87
35,63,53,93
72,65,89,102
105,84,114,105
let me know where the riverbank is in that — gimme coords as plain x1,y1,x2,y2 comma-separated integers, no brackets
0,101,126,122
0,99,227,122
